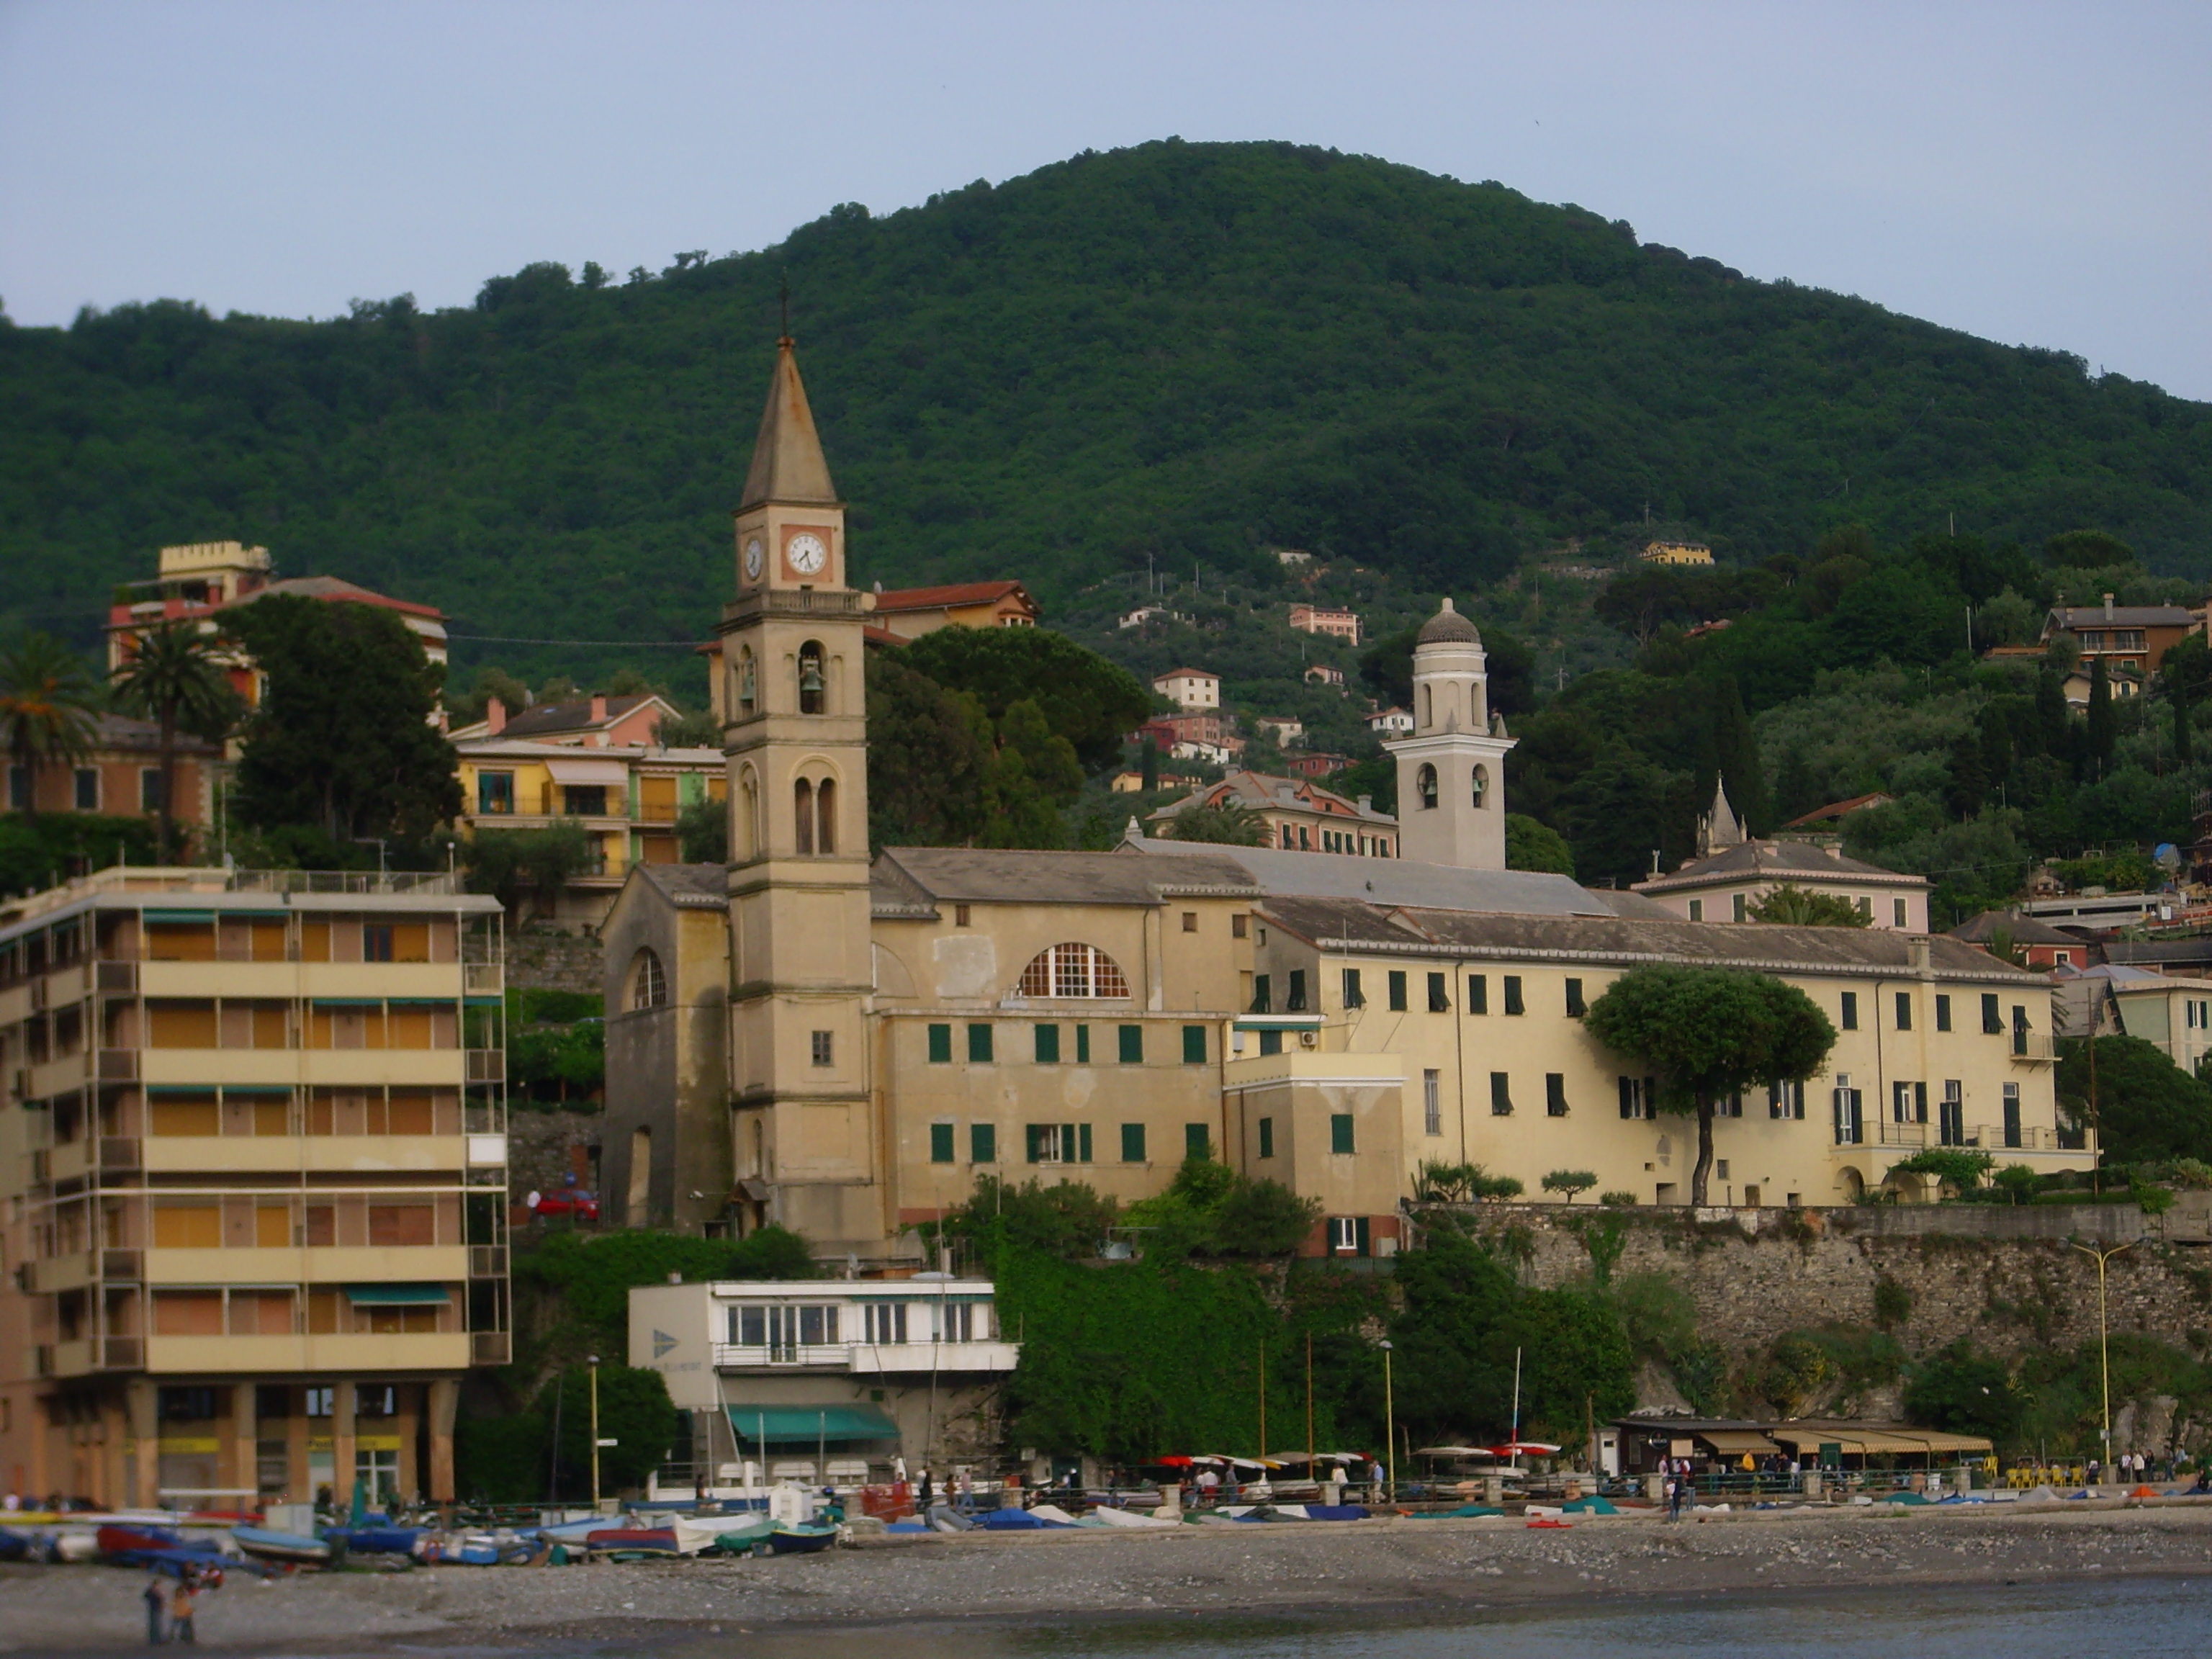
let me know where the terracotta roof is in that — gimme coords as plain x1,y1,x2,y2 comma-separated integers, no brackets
224,575,445,623
1781,792,1893,828
1632,839,1926,894
2049,604,2194,629
1948,910,2082,947
870,580,1033,613
1154,667,1218,682
498,693,665,738
1146,770,1394,827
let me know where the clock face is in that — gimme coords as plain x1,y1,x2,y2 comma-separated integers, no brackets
742,536,765,580
786,532,829,576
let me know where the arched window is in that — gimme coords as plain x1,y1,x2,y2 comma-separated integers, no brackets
793,778,815,855
815,777,837,855
629,948,667,1011
1471,764,1488,808
737,766,760,860
1421,685,1431,728
1416,763,1439,810
1017,943,1131,999
736,647,757,714
798,640,826,714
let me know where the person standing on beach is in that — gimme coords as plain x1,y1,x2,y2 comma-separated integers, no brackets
168,1577,197,1646
142,1575,168,1646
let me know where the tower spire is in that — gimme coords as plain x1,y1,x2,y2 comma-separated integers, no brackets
739,336,839,511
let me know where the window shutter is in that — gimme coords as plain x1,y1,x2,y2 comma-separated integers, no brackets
1076,1123,1093,1164
927,1024,952,1063
1619,1077,1635,1119
1025,1125,1045,1164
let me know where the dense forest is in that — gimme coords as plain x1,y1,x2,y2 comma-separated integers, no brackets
6,138,2211,702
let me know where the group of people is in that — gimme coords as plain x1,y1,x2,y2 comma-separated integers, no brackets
140,1565,218,1646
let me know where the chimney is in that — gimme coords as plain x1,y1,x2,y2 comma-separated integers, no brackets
590,693,608,723
2104,593,2116,621
1357,795,1372,812
485,697,505,735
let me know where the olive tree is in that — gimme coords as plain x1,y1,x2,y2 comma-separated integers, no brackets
1583,965,1835,1205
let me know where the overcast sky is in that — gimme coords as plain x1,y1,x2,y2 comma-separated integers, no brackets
4,1,2208,398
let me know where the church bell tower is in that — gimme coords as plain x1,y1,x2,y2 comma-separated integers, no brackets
1385,598,1517,868
716,337,880,1249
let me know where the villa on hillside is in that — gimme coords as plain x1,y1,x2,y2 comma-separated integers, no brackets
1146,770,1398,856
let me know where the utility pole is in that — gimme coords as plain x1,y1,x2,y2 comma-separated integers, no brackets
1379,1340,1395,1503
2068,1239,2132,1476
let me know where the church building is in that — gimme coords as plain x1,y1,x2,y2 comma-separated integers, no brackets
598,341,2086,1261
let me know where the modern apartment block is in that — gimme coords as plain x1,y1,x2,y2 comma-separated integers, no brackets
0,868,511,1510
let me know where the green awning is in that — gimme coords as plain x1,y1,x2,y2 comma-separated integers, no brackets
312,998,385,1007
219,1085,294,1097
142,909,217,923
726,1405,899,1445
345,1284,451,1305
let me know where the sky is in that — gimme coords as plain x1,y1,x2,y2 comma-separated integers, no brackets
3,1,2208,399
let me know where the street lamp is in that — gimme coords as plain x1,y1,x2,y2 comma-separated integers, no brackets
1377,1340,1395,1503
586,1354,604,1510
2067,1239,2132,1480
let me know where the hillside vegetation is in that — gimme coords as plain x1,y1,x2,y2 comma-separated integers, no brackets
6,139,2209,696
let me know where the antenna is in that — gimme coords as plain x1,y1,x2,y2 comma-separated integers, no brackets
779,275,790,340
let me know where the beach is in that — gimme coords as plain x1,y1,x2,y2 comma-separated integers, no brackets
3,1501,2211,1653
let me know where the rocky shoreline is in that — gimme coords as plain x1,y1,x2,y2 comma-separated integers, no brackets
3,1502,2209,1653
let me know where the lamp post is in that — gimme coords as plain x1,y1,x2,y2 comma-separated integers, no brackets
2067,1240,2132,1478
587,1354,602,1510
1378,1340,1395,1503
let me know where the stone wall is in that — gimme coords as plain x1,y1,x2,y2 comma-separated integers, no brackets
508,924,605,996
506,1107,603,1206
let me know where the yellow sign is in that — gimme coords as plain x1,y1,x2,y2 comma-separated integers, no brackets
158,1437,220,1455
357,1435,402,1452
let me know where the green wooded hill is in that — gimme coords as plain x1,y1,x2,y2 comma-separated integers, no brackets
6,138,2209,677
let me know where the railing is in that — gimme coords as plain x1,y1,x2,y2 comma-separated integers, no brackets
466,1050,504,1082
97,961,138,992
1877,1120,1928,1148
469,1245,508,1277
2011,1033,2056,1061
102,1337,142,1369
471,1331,511,1364
464,963,503,994
226,869,464,896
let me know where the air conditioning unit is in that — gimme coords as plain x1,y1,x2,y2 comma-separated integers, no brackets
1298,1030,1318,1048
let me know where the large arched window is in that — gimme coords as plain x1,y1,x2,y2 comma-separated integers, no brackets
629,948,667,1011
797,640,826,714
1471,764,1488,808
1416,763,1439,810
815,777,837,855
793,778,815,855
1017,943,1131,999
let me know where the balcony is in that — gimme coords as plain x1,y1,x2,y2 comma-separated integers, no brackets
469,1244,508,1277
135,961,470,999
143,1245,470,1285
137,1050,469,1088
471,1331,511,1365
143,1331,475,1374
2010,1033,2056,1064
464,963,503,995
45,1336,143,1377
140,1135,473,1175
98,1049,139,1081
1877,1120,1928,1148
708,1340,1020,1375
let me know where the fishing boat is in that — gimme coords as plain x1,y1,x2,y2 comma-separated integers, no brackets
583,1527,681,1557
327,1525,422,1555
0,1529,30,1563
765,1521,838,1555
232,1524,333,1566
96,1523,182,1558
708,1515,778,1553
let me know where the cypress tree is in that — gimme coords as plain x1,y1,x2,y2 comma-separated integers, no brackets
2086,657,2115,779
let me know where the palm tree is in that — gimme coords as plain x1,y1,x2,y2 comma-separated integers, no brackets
111,621,240,862
0,632,102,826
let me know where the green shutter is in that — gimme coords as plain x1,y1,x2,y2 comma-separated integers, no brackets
1258,1116,1274,1159
1186,1123,1210,1157
927,1024,952,1064
1491,1072,1513,1115
1025,1125,1046,1164
1075,1025,1091,1064
1118,1024,1143,1064
1468,974,1488,1015
1034,1024,1061,1064
1076,1123,1094,1163
1120,1123,1146,1163
970,1123,997,1164
1182,1024,1207,1064
929,1123,955,1164
1388,971,1407,1011
1503,976,1524,1015
1329,1113,1354,1154
968,1023,994,1062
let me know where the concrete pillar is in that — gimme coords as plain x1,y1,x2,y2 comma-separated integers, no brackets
230,1382,257,1507
125,1379,159,1509
1804,1468,1825,1499
332,1381,356,1516
426,1378,459,1503
1644,1472,1665,1503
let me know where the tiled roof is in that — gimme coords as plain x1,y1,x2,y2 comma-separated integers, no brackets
1634,840,1925,894
1126,837,1614,917
2049,604,2195,629
1948,910,2082,947
638,864,729,907
1146,770,1394,826
498,694,662,737
874,846,1260,911
1781,792,1892,828
871,581,1033,613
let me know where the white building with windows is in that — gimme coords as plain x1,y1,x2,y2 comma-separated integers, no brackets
629,1276,1017,1493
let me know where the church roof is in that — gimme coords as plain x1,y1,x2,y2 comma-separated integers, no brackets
739,337,839,510
1416,597,1482,646
1632,840,1928,894
635,864,729,908
873,846,1260,914
1125,837,1615,917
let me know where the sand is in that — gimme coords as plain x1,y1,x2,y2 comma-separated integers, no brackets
4,1500,2210,1653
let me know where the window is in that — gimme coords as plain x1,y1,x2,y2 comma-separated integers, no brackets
1116,1024,1143,1064
955,904,971,927
629,948,667,1010
810,1030,833,1066
1259,1029,1283,1055
793,778,814,855
1982,993,2002,1034
1120,1123,1146,1163
2001,1082,2023,1148
1329,1113,1355,1154
1565,979,1585,1017
967,1023,994,1064
362,925,395,963
1259,1117,1276,1159
1388,971,1408,1011
1182,911,1197,932
927,1023,952,1064
1342,969,1364,1009
1328,1216,1370,1256
73,768,99,811
562,783,607,817
1416,763,1438,809
1182,1025,1207,1064
1251,974,1272,1014
1768,1080,1804,1120
1893,898,1908,927
368,1203,434,1246
814,778,837,855
1840,992,1858,1030
6,764,24,809
1076,1025,1092,1064
1857,896,1872,917
1545,1074,1568,1116
1688,899,1704,922
797,641,826,714
1231,914,1248,939
971,1123,997,1164
735,647,757,714
1034,1025,1061,1064
1027,1123,1092,1164
1186,1123,1210,1157
1490,1071,1513,1115
1423,1069,1442,1136
1503,976,1524,1016
1468,974,1488,1015
1015,943,1132,997
1427,972,1449,1012
1939,1080,1964,1146
1471,765,1488,808
1287,970,1308,1012
477,771,514,814
1935,994,1951,1033
1619,1076,1651,1120
1718,1092,1743,1118
140,768,166,811
930,1123,956,1164
1832,1075,1864,1145
1732,894,1748,923
1894,993,1912,1031
863,1303,907,1344
1892,1080,1928,1125
2012,1005,2030,1056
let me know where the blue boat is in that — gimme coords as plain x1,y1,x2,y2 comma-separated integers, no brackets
765,1522,838,1555
233,1524,332,1566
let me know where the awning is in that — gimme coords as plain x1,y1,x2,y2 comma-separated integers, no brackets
1766,1426,1992,1457
345,1284,451,1305
1699,1431,1783,1455
725,1405,899,1445
219,1085,294,1097
312,997,385,1007
142,909,218,923
545,757,629,786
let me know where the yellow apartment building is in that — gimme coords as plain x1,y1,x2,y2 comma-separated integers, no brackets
0,868,511,1509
